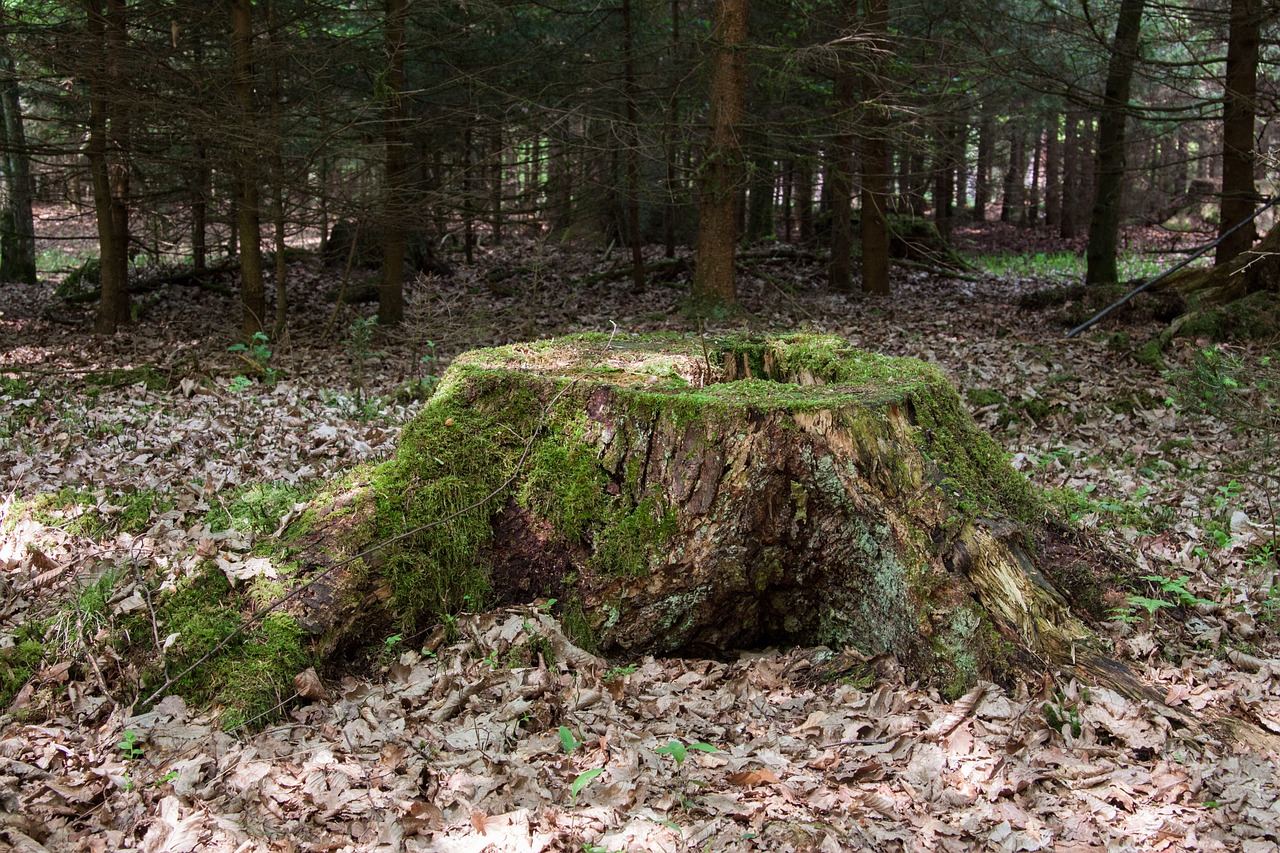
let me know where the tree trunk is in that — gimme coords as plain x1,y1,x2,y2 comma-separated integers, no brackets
622,0,645,290
933,129,954,240
380,0,407,326
1085,0,1146,284
860,0,890,296
973,108,993,222
85,0,129,334
1044,112,1062,228
745,146,773,244
1001,129,1023,223
275,334,1134,700
232,0,264,339
1215,0,1260,265
1060,111,1081,239
827,66,856,293
692,0,747,312
268,0,288,333
796,156,814,244
1026,126,1042,226
0,24,35,285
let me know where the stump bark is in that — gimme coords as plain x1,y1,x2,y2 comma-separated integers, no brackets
286,334,1125,696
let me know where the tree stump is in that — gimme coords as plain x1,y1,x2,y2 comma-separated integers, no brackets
286,334,1124,697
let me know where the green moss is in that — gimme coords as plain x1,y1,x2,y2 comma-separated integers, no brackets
1178,290,1280,342
369,379,541,621
205,481,319,537
130,567,309,730
591,497,678,577
966,388,1006,408
519,438,608,541
83,366,169,392
0,631,45,708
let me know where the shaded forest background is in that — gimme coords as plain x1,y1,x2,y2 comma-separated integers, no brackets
0,0,1275,335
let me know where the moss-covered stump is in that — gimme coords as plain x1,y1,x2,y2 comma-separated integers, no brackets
281,334,1128,698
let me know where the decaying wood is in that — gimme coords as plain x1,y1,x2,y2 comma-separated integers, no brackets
280,334,1147,699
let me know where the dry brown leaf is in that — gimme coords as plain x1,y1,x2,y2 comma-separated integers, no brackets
726,768,780,787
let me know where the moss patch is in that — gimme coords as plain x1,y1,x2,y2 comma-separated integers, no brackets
127,567,309,730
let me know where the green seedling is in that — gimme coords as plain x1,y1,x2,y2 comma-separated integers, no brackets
569,768,603,805
117,730,145,760
558,726,583,755
654,739,718,768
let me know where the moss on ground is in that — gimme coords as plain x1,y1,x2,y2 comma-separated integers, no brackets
125,567,309,730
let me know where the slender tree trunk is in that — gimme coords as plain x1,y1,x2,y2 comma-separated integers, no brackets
746,146,773,244
85,0,128,333
859,0,891,296
1026,127,1042,226
663,0,681,258
380,0,407,324
268,0,287,333
953,122,968,218
1001,129,1022,223
232,0,264,338
1085,0,1146,284
827,70,856,292
622,0,644,289
106,0,129,291
973,107,993,222
906,153,926,216
796,156,814,244
1060,111,1080,238
692,0,747,312
0,27,36,284
934,129,953,240
1216,0,1260,265
1045,113,1062,228
463,124,475,265
490,128,503,247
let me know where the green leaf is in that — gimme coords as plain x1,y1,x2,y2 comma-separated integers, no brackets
558,726,581,754
687,742,719,754
654,739,687,766
570,767,603,804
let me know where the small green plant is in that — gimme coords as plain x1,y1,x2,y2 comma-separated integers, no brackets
1139,574,1212,608
604,663,638,681
558,726,583,755
1172,347,1278,565
227,332,280,387
653,738,718,768
1042,698,1083,738
346,315,379,408
569,768,604,805
117,730,145,760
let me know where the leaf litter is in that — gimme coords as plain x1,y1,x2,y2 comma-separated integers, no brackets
1,227,1278,851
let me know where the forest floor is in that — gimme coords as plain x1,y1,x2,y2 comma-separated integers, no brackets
1,217,1279,852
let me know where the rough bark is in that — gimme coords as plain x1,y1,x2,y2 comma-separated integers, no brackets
1215,0,1260,265
1044,113,1062,229
859,0,891,296
380,0,407,326
0,26,35,285
85,0,128,334
827,72,856,293
973,107,993,222
692,0,747,312
277,334,1135,697
232,0,265,338
1085,0,1146,284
